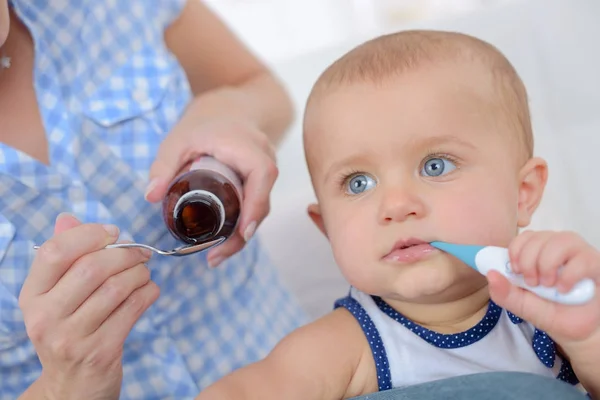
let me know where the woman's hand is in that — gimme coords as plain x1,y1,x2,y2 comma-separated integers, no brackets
18,213,159,400
151,0,294,267
145,89,280,267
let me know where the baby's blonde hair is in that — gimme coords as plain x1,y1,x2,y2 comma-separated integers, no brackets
305,30,533,163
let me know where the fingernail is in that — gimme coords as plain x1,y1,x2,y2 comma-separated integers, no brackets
540,276,552,287
139,247,152,259
144,178,160,200
525,276,538,287
557,283,568,293
243,221,257,242
103,224,120,237
56,212,77,221
208,256,225,268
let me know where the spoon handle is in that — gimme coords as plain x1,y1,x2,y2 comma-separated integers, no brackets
104,243,170,254
32,236,226,257
32,243,170,255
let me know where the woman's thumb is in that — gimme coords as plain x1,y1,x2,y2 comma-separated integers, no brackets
145,138,187,203
53,212,82,235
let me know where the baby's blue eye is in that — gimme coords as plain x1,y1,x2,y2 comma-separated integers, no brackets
421,157,456,177
346,174,376,194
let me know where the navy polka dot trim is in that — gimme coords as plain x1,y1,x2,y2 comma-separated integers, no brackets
557,357,580,385
336,292,578,388
532,329,556,368
372,297,502,349
507,311,523,324
335,296,392,391
505,311,556,369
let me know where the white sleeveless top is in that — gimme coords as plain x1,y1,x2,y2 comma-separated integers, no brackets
335,287,579,391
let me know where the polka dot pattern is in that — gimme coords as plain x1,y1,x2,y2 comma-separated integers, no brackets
505,311,556,369
557,358,580,385
507,311,523,324
334,297,392,391
372,297,502,349
336,292,579,391
532,329,556,368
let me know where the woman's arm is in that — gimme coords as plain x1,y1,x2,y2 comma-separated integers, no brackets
164,0,293,146
18,377,49,400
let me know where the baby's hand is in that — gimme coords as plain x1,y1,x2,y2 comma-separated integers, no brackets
488,230,600,345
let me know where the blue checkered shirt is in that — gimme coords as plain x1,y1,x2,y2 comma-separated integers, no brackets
0,1,305,398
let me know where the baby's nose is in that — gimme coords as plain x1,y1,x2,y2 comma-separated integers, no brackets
377,187,427,223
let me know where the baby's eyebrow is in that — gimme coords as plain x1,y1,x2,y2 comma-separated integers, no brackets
410,134,477,151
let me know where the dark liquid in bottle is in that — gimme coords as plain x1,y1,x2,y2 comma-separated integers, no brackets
163,168,241,244
177,200,219,240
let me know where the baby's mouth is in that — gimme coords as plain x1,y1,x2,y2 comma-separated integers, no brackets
383,238,436,263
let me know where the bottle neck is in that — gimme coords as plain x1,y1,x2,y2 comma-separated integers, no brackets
173,190,225,241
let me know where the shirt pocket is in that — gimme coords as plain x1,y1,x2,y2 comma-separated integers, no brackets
81,44,186,129
78,44,192,174
0,215,29,351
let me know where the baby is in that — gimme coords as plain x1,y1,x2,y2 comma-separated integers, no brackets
196,30,600,399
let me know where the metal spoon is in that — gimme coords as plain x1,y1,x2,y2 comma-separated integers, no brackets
33,236,226,257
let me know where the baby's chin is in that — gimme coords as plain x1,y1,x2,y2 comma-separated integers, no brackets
354,262,485,303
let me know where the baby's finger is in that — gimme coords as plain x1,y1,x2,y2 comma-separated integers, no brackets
486,270,512,302
207,233,245,268
69,263,152,336
537,232,586,288
508,230,537,273
487,270,557,333
556,248,600,293
513,232,553,287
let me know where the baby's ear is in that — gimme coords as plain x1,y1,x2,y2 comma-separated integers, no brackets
517,157,548,227
307,203,328,237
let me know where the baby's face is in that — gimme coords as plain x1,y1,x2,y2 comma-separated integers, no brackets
305,64,543,303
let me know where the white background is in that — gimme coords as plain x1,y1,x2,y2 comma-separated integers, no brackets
205,0,519,63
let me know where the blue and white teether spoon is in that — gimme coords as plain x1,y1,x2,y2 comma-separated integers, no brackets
430,241,596,306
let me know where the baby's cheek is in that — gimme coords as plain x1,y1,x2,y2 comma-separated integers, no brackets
327,214,375,284
435,191,517,247
330,222,367,262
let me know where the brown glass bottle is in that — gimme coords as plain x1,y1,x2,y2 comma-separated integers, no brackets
162,157,242,245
